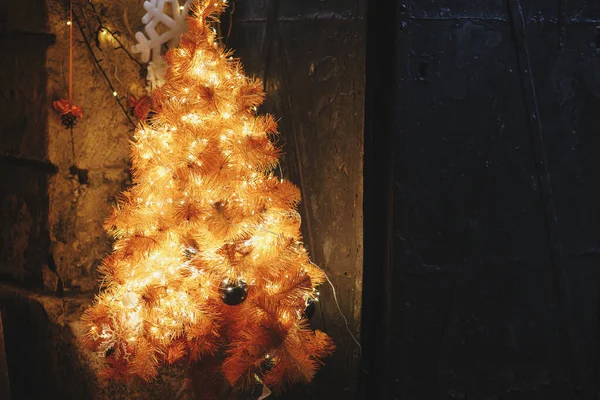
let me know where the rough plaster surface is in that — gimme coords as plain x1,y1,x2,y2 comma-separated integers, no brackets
46,0,138,293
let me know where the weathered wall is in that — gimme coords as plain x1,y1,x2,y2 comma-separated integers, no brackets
0,0,54,289
46,0,138,294
0,0,139,294
391,1,600,399
0,284,185,400
225,0,365,397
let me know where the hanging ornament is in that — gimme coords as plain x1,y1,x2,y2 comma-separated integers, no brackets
131,0,194,89
53,0,83,129
303,297,316,320
219,279,248,306
122,292,139,309
129,94,153,121
53,100,83,129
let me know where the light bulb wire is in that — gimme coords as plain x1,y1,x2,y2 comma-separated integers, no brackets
310,260,362,355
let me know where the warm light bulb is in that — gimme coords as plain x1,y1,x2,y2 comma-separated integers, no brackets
193,66,204,76
122,292,139,308
113,91,118,97
66,21,71,26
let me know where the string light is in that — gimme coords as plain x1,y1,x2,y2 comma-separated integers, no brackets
69,0,144,129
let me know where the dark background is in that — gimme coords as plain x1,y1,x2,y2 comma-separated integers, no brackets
363,0,600,400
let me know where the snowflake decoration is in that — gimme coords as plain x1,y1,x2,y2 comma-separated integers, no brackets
96,317,135,361
132,0,193,88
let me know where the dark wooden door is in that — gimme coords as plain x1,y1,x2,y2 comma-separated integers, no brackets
384,1,600,399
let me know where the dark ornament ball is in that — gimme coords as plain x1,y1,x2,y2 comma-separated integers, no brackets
105,347,116,358
304,298,316,320
219,279,248,306
60,113,78,129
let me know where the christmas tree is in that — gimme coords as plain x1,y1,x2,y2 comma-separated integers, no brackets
81,0,334,397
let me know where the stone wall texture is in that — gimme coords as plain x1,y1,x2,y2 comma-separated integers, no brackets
46,0,139,294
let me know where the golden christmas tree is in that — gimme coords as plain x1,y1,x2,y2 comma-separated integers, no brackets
81,0,333,397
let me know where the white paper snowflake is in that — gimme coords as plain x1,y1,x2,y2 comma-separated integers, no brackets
132,0,193,88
